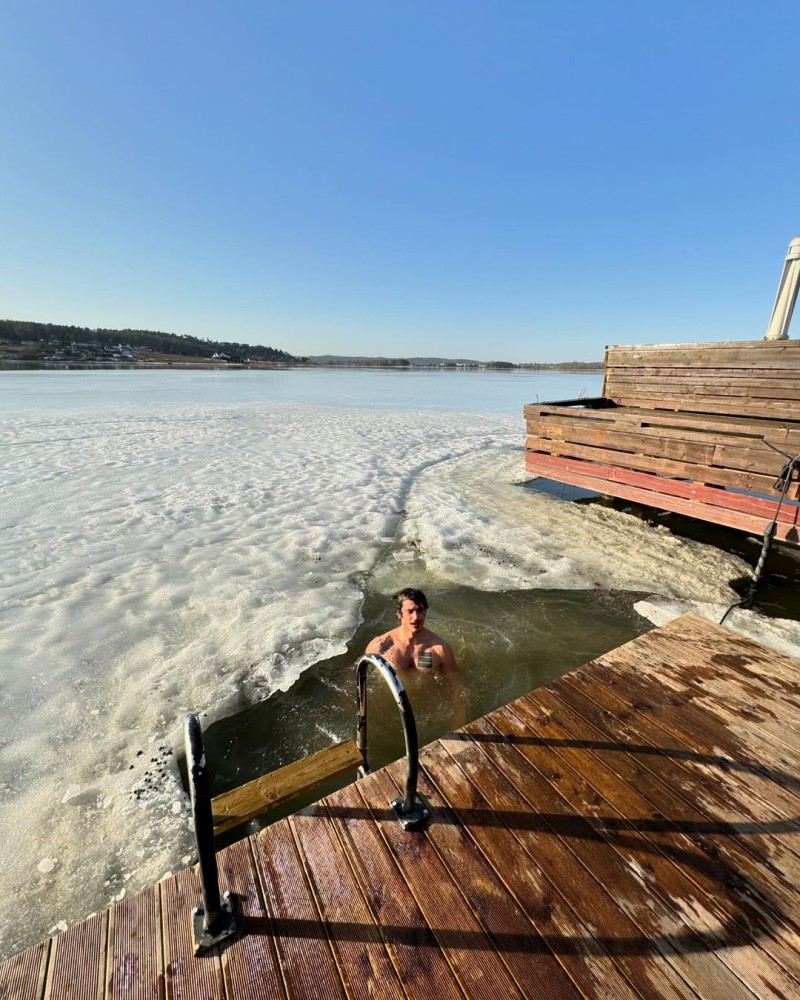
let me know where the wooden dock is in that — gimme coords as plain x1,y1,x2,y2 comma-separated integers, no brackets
4,611,800,998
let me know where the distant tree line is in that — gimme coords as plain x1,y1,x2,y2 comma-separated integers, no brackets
307,357,411,367
0,318,296,362
518,360,603,370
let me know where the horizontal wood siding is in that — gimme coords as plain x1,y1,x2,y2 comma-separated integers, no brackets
525,341,800,538
603,340,800,417
524,453,800,543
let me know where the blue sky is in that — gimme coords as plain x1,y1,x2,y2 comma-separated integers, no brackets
2,2,798,362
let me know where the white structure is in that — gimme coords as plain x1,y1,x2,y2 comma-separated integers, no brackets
764,235,800,340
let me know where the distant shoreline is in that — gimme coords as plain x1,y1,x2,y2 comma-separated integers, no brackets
0,361,603,373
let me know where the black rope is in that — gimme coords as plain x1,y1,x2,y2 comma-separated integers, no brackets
719,453,800,625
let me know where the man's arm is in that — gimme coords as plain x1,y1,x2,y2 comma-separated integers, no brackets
439,641,468,728
438,641,459,673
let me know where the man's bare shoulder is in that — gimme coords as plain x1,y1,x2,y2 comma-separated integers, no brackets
426,631,458,671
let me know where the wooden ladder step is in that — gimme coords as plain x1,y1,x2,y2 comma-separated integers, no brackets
211,739,362,835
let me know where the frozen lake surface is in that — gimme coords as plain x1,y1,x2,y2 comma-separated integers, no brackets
2,367,797,960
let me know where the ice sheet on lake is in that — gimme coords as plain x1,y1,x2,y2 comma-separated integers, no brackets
0,393,776,959
0,399,515,957
376,449,751,601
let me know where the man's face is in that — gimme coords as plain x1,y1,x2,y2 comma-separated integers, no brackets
398,599,426,633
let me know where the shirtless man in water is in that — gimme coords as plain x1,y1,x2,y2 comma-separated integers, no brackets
366,588,467,727
365,588,460,676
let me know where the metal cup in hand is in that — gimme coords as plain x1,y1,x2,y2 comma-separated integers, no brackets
417,650,433,669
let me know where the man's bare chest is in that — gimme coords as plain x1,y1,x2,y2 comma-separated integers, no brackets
376,632,437,670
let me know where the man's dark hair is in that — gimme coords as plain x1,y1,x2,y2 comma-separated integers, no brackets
392,587,428,611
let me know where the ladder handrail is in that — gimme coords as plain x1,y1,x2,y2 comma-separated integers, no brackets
184,714,237,953
355,653,429,828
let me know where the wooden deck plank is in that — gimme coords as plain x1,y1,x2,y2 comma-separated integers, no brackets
476,706,760,1000
597,398,793,421
523,685,800,996
604,342,800,371
580,628,796,808
605,375,800,395
249,823,347,1000
610,392,798,411
350,769,526,999
527,436,784,494
451,711,721,999
554,669,800,911
544,675,800,981
529,411,793,465
379,759,587,1000
527,411,795,453
321,781,464,1000
105,884,162,1000
639,614,800,708
527,422,795,487
288,804,408,1000
160,866,224,1000
605,364,800,380
524,450,800,524
587,657,800,858
420,734,685,1000
646,645,800,748
42,910,106,1000
0,939,49,1000
212,740,362,836
529,422,719,466
214,838,285,1000
596,629,800,813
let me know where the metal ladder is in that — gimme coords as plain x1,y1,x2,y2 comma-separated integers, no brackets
185,652,428,953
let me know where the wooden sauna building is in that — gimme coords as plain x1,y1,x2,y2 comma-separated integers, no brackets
524,339,800,545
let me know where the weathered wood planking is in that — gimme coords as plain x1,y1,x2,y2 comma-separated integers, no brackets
525,402,800,444
525,339,800,538
603,341,800,418
0,941,49,1000
160,866,225,999
600,396,793,421
525,436,790,496
526,452,800,526
106,885,162,1000
524,452,800,543
5,612,800,998
322,781,467,1000
524,409,799,494
606,381,800,403
525,417,797,475
604,339,800,371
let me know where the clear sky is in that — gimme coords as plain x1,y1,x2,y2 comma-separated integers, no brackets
2,2,798,362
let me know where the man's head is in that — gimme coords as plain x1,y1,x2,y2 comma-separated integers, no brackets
392,587,428,633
